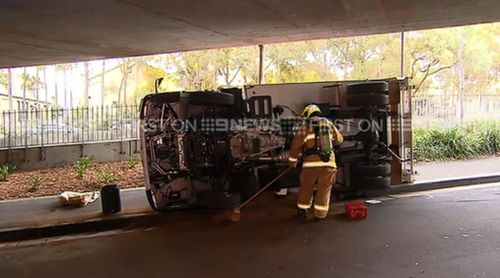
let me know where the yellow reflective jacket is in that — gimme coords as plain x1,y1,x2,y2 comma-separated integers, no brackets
288,117,343,168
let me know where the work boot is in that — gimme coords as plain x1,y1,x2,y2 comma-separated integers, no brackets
297,209,309,221
313,216,325,222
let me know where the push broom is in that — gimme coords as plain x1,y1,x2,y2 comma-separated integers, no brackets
229,167,292,222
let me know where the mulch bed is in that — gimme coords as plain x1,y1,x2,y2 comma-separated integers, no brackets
0,161,145,201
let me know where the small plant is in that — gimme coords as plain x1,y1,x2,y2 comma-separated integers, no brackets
0,164,15,181
99,169,115,184
74,161,87,179
79,155,94,169
0,167,9,181
73,155,94,178
29,176,42,192
127,156,140,169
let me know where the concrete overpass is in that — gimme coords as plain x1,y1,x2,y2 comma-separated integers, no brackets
1,0,499,68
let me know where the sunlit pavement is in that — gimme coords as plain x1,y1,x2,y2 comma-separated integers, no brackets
1,183,500,278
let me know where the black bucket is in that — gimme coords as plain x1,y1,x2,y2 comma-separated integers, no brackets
101,184,121,214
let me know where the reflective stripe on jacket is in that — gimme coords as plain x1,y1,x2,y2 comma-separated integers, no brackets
288,117,343,169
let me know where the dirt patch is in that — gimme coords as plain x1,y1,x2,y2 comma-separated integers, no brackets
0,161,145,201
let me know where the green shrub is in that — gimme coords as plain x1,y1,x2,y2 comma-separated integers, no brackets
99,169,115,184
79,155,94,169
74,161,87,179
29,176,42,192
73,155,94,178
413,120,500,161
127,156,140,169
0,164,15,181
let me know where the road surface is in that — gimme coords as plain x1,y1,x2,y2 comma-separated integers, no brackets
1,183,500,278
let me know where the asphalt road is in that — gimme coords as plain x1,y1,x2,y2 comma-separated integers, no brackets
1,184,500,278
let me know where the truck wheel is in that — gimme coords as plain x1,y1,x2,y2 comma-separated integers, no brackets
146,189,164,212
346,93,389,108
351,162,391,176
140,92,181,118
351,175,391,189
346,81,388,95
185,92,235,106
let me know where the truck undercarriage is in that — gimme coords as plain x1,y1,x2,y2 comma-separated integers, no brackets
139,78,413,211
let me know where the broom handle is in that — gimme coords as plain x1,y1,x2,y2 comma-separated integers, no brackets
238,167,292,209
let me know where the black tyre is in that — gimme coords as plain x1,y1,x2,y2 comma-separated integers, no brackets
185,92,235,106
146,189,163,212
351,161,391,176
372,153,391,162
346,93,389,107
140,92,181,118
148,92,181,103
346,81,388,95
196,190,241,209
351,175,391,189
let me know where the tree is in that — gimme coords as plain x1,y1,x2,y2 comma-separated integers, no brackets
458,24,500,104
238,47,259,84
20,69,43,108
7,69,13,112
405,29,458,95
329,38,356,79
22,68,28,110
54,64,74,108
213,47,257,87
100,60,106,106
0,70,7,89
167,50,217,90
117,58,132,105
264,42,309,83
132,59,166,102
42,66,48,103
456,30,466,122
303,40,339,81
52,65,60,107
84,62,90,107
35,67,40,108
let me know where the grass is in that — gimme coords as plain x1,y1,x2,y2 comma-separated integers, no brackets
127,155,140,169
73,155,94,179
28,176,42,192
99,169,115,184
0,165,15,181
413,120,500,161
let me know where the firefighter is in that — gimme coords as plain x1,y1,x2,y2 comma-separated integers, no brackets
288,104,343,220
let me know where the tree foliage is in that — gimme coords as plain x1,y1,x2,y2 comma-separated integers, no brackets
0,70,7,88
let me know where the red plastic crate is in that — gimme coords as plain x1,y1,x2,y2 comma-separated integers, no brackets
345,201,367,220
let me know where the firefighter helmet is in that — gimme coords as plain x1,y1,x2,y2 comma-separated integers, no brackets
302,104,322,119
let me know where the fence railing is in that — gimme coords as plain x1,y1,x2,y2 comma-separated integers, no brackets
412,94,500,127
0,105,139,149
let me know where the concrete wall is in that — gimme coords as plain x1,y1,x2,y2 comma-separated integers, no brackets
0,140,140,171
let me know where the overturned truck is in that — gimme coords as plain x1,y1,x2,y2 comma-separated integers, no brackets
139,78,413,211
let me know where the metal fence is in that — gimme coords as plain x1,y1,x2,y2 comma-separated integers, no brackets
0,105,140,149
412,94,500,127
